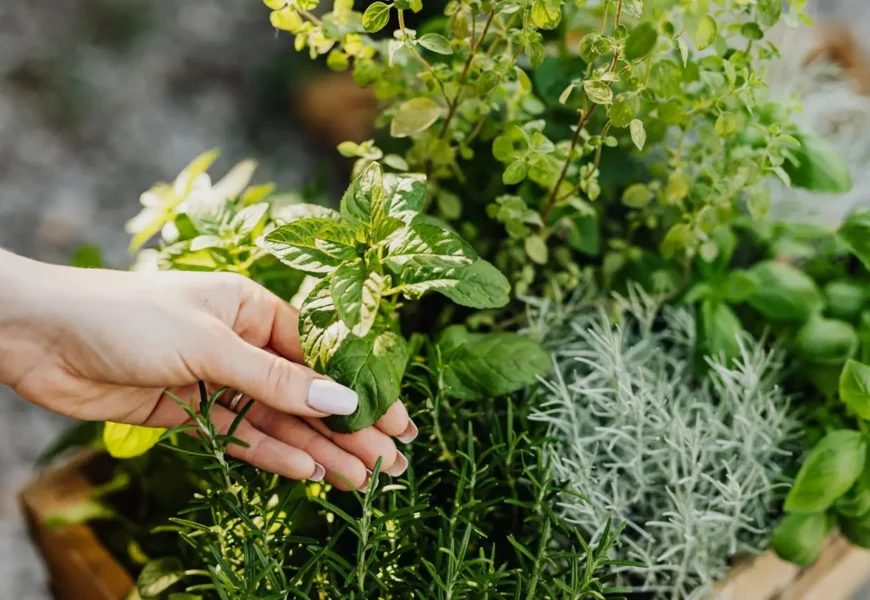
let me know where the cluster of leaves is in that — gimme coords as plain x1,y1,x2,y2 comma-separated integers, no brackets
737,213,870,566
265,0,814,300
527,286,799,598
124,343,634,599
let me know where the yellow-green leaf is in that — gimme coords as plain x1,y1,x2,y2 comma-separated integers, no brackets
271,7,304,32
583,80,612,105
363,2,391,32
690,15,717,50
104,423,166,459
530,0,561,30
390,97,442,138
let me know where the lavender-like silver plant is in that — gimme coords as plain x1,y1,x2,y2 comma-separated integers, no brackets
528,288,801,599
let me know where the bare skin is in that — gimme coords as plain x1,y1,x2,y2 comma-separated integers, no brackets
0,249,417,491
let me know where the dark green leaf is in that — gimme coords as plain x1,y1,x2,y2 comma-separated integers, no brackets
432,259,511,309
624,22,657,60
839,209,870,270
785,132,852,193
699,300,742,363
436,326,552,399
324,331,409,433
794,316,857,366
746,260,822,322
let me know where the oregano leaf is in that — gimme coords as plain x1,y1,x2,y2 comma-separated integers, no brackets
630,119,646,150
583,80,613,105
330,261,385,338
391,98,442,138
418,33,453,55
624,22,657,60
362,1,391,32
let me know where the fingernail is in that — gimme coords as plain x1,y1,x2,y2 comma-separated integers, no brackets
396,420,419,444
387,452,408,477
310,463,326,482
308,380,358,415
357,469,373,493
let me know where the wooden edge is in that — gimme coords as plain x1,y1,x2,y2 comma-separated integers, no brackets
19,449,135,600
717,534,870,600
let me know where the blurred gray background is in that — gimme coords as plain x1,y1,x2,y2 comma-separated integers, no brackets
1,0,870,599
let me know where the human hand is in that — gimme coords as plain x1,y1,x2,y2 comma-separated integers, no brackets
0,250,417,490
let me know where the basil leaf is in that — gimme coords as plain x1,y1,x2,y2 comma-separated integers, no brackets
436,326,552,400
324,331,408,433
330,261,385,338
434,260,511,309
794,316,857,366
298,278,351,372
699,299,742,363
840,511,870,548
840,359,870,420
260,218,346,275
384,223,477,279
746,260,822,322
770,513,831,566
839,209,870,271
836,459,870,519
138,557,185,597
383,172,427,222
784,430,867,514
341,162,385,232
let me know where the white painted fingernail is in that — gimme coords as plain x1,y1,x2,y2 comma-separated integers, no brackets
396,420,419,444
387,452,408,477
308,380,358,415
310,463,326,482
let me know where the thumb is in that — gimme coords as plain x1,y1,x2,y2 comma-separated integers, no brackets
202,333,359,418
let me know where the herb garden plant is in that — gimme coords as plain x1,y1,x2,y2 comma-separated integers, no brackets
38,0,870,598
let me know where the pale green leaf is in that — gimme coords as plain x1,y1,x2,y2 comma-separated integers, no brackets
690,15,717,50
629,119,646,150
138,558,185,598
390,97,442,138
583,80,612,105
418,33,453,55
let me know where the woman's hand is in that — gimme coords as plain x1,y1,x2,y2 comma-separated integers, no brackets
0,250,416,490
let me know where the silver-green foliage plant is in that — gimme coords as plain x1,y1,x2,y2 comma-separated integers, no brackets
528,287,800,599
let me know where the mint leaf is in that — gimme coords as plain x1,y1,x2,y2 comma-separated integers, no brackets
298,278,351,372
330,260,385,338
384,223,477,279
383,172,427,222
434,260,510,309
230,202,269,236
341,162,385,232
260,218,347,275
138,558,185,598
435,326,552,399
324,330,408,433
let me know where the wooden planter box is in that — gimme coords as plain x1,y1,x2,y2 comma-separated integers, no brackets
19,450,870,600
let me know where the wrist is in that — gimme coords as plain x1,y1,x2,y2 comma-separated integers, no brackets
0,250,54,386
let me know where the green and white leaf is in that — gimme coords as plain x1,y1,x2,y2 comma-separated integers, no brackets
383,223,477,278
138,558,185,598
330,261,385,338
391,98,442,138
383,172,427,222
298,278,351,372
260,218,345,274
341,162,386,232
